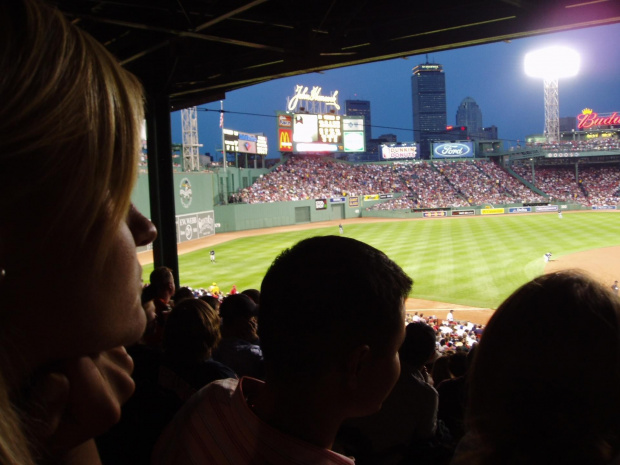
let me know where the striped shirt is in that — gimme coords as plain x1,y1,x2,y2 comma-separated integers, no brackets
152,377,355,465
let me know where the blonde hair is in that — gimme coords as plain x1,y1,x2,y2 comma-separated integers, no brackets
0,0,144,268
0,0,145,461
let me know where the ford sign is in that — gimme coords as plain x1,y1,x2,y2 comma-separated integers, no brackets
433,142,473,158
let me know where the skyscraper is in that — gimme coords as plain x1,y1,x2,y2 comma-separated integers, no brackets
411,63,447,158
456,97,483,136
345,99,372,143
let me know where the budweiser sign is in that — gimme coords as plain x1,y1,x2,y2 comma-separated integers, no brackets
577,108,620,129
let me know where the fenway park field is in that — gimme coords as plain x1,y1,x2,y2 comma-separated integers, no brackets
140,211,620,324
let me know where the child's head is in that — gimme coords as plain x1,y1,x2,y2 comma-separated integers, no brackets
260,236,412,387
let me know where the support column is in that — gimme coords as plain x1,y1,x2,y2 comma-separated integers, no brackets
145,91,180,287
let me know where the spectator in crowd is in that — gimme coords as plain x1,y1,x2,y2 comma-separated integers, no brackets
213,293,265,379
99,299,236,465
160,298,236,401
431,355,453,387
148,266,176,314
199,294,221,313
172,286,194,304
153,236,413,465
453,270,620,465
436,348,476,445
241,288,261,304
335,322,442,465
0,0,157,462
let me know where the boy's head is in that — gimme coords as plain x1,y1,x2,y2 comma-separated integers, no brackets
259,236,413,385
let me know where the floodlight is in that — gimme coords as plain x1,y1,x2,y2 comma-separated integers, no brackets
524,46,580,78
524,46,580,143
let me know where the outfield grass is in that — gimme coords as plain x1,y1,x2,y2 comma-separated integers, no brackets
143,211,620,309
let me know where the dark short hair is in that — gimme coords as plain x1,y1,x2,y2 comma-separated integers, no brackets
259,236,413,380
466,270,620,463
219,294,258,324
399,322,436,368
163,298,221,362
199,294,220,311
150,266,173,289
240,288,260,304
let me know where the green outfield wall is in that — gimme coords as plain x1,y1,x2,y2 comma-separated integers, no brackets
132,170,617,242
213,198,362,232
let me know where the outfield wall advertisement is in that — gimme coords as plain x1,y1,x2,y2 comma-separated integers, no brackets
536,205,558,212
509,207,532,213
176,211,215,243
481,208,505,215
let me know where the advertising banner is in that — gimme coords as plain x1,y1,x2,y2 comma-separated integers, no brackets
380,194,394,199
381,144,418,160
451,210,475,216
348,196,359,207
423,211,447,218
278,129,293,152
364,194,380,201
315,199,327,210
176,211,215,243
509,207,532,213
481,208,505,215
592,205,617,210
432,141,474,159
535,205,558,212
330,197,346,203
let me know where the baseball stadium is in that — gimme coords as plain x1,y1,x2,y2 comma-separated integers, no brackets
137,117,620,325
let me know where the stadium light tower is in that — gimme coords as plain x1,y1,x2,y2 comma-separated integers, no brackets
524,46,580,144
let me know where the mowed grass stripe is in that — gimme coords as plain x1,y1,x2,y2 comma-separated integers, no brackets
142,212,620,309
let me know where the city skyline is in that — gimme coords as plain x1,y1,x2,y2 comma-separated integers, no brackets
170,21,620,160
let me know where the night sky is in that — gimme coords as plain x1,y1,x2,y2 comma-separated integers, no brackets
170,22,620,159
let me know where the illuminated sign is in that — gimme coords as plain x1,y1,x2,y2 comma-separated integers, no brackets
256,135,268,155
293,114,318,143
296,142,338,152
276,112,364,153
585,132,616,139
344,132,365,152
343,118,364,131
577,108,620,129
278,114,292,127
287,85,340,112
432,141,473,158
317,114,342,143
223,128,267,155
279,129,293,152
381,144,418,160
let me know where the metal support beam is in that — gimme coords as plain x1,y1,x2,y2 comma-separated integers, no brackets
145,91,180,287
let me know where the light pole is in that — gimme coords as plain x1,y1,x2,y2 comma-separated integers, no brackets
524,46,580,144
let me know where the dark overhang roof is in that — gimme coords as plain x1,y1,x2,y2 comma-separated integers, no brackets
54,0,620,111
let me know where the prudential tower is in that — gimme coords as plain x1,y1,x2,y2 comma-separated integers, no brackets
411,63,447,159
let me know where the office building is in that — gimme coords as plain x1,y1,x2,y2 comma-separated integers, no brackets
456,97,483,136
345,99,372,143
411,63,447,158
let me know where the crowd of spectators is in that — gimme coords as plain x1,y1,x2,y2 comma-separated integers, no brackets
513,163,620,205
238,156,551,210
528,136,620,153
230,155,620,210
